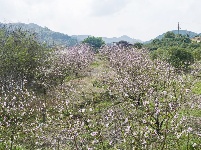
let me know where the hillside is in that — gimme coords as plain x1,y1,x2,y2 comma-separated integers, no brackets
1,22,142,46
1,22,200,46
145,30,198,44
0,22,78,46
102,35,142,44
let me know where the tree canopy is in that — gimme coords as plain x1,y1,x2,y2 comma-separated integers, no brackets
145,31,201,70
0,28,51,92
82,36,105,52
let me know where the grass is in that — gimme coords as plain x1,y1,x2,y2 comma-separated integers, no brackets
90,61,101,68
186,109,201,117
192,81,201,95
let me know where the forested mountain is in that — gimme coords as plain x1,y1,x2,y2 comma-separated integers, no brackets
156,30,197,39
145,30,199,44
1,22,200,46
0,22,78,46
0,22,141,46
145,31,201,69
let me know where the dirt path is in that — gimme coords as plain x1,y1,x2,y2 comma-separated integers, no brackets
66,54,111,103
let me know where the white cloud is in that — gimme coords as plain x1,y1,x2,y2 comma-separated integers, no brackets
0,0,201,41
90,0,132,16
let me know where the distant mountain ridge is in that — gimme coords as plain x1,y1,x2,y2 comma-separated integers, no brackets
103,35,142,44
0,22,142,45
72,35,142,44
1,22,200,46
145,30,199,44
0,22,78,46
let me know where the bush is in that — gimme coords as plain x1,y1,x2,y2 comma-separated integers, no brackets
0,27,51,92
164,31,175,39
168,47,194,70
150,48,169,60
134,42,143,49
192,48,201,61
82,36,105,52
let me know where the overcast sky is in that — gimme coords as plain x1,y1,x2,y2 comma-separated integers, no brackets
0,0,201,41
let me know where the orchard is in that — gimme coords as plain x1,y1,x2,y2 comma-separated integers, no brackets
0,28,201,149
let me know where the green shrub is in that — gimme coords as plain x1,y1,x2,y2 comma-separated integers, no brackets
82,36,105,52
168,47,194,70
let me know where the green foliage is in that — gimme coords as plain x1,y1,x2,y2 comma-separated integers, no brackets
134,42,143,49
0,28,51,92
164,31,176,38
0,142,25,150
151,47,194,70
150,48,169,60
82,36,105,52
192,48,201,61
188,109,201,117
168,47,194,70
145,31,194,50
145,31,201,69
91,61,100,68
192,81,201,94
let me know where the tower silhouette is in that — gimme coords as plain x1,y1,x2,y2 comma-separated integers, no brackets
178,22,180,34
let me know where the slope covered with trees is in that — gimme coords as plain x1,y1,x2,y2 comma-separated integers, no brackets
0,23,78,47
145,31,201,70
145,30,198,44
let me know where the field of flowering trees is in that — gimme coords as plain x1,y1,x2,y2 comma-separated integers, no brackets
0,29,201,150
